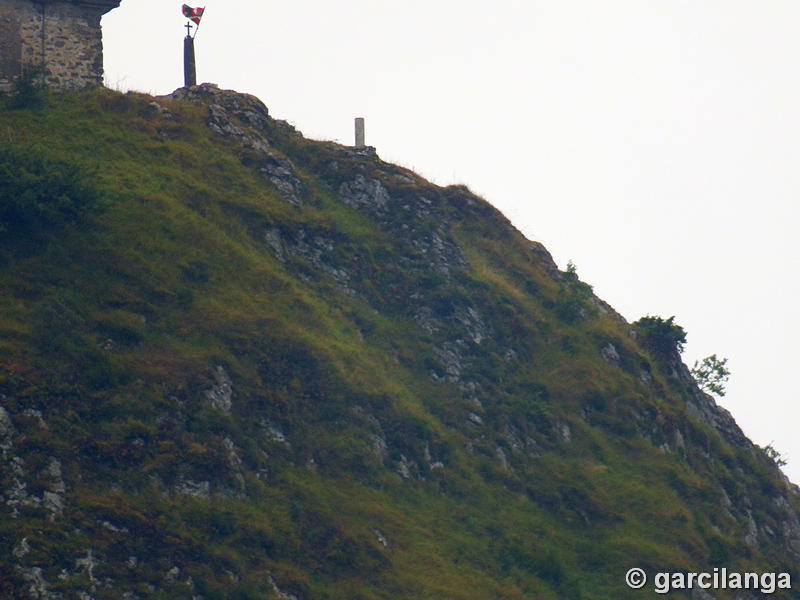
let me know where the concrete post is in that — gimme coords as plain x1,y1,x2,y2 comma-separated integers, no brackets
354,117,365,148
184,35,196,87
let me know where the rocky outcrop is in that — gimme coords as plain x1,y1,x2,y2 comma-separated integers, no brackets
167,84,304,205
1,403,65,522
263,227,353,291
203,364,233,413
668,357,751,448
339,174,390,215
0,404,15,452
169,83,269,121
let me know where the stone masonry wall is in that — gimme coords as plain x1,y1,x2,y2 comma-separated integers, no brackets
0,0,34,84
0,0,119,91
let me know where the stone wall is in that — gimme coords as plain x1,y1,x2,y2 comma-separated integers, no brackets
0,0,119,91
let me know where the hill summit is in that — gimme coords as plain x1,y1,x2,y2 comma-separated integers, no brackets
1,84,798,599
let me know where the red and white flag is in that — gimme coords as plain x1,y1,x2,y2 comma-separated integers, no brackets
182,4,205,25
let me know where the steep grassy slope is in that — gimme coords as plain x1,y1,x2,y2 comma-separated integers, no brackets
1,86,798,599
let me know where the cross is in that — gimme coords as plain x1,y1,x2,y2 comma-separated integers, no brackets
185,21,194,36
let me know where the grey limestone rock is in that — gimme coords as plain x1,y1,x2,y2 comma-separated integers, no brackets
556,420,572,443
496,446,511,471
432,341,465,379
255,150,303,205
164,566,180,582
684,383,749,448
264,228,286,262
46,458,66,494
169,84,269,119
0,404,15,451
600,342,620,365
146,101,174,120
42,491,64,520
21,409,46,428
743,510,759,546
269,575,299,600
369,432,388,461
371,527,389,548
397,454,419,480
75,548,99,584
222,436,246,496
424,442,444,470
16,565,57,599
452,306,488,345
528,241,560,278
339,174,390,215
204,365,233,413
175,479,210,499
264,228,352,290
207,103,247,138
409,229,468,276
260,418,290,445
13,536,30,558
467,412,484,426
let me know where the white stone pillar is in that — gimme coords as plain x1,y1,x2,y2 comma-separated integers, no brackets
354,117,365,148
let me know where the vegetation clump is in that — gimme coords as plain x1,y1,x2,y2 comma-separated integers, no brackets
764,443,788,467
634,315,687,356
7,63,48,110
691,354,730,396
0,144,103,237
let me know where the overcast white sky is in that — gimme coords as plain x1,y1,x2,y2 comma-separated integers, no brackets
103,1,800,483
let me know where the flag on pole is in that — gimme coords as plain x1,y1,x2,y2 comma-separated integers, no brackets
182,4,205,25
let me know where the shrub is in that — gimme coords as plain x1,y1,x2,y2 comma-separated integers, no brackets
7,63,47,110
633,315,686,356
554,296,583,324
563,260,593,298
763,443,787,468
0,144,103,237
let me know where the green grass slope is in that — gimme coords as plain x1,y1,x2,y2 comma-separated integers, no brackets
1,85,798,599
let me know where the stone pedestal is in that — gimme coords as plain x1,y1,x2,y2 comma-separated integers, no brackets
183,35,196,87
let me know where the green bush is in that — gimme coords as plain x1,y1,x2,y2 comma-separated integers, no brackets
691,354,730,396
633,315,687,356
7,63,48,110
0,144,103,237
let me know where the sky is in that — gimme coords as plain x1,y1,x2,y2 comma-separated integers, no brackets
103,1,800,483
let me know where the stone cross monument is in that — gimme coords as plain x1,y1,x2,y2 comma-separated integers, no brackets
183,22,196,87
0,0,120,91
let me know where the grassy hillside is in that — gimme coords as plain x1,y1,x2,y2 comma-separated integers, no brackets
1,85,798,599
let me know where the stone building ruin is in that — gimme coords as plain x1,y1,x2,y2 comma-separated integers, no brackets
0,0,120,91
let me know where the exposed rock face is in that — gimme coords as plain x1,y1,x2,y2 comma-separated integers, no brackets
16,565,56,599
175,479,210,499
339,174,390,215
0,0,120,91
600,342,620,365
675,358,751,448
0,404,15,451
170,83,269,119
264,227,353,291
203,365,233,413
168,83,304,205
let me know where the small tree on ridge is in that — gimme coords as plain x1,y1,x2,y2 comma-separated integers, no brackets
691,354,730,397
